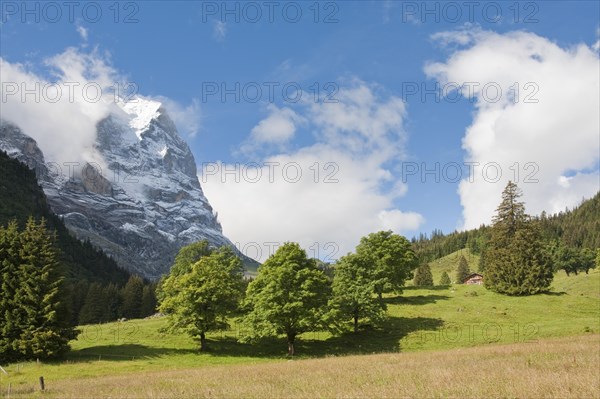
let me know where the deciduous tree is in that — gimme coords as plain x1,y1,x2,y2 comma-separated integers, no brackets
242,243,330,356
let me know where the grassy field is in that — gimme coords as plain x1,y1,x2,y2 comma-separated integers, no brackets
2,251,599,398
5,334,599,399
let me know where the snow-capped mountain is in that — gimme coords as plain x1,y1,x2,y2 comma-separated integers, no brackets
0,97,249,279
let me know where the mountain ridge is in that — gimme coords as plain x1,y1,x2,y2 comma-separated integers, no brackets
0,97,256,279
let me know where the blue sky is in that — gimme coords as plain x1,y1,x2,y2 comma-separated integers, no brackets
1,1,599,260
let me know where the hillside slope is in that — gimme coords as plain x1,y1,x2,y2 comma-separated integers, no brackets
0,150,130,285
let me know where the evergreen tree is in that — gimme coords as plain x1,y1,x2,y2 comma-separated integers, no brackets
439,271,451,286
456,255,470,284
102,283,122,321
121,275,144,319
478,248,487,272
484,182,553,295
355,231,418,299
78,283,105,325
159,246,244,351
413,263,434,287
0,220,22,361
140,285,157,318
328,254,386,334
12,218,77,359
242,243,330,356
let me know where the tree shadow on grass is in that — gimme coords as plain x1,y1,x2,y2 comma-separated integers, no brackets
66,344,198,362
297,316,444,357
61,316,445,362
385,294,451,306
543,291,567,296
205,316,444,358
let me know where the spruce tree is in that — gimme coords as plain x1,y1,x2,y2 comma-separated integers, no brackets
12,218,77,359
413,263,434,287
121,275,144,319
140,285,157,317
103,283,123,321
456,255,470,284
439,271,451,286
0,220,22,361
484,182,553,295
78,283,105,325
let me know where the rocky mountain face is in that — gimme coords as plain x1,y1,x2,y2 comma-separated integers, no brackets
0,98,247,279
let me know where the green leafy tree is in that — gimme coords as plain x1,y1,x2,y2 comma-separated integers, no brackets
328,254,386,334
242,242,330,356
121,275,144,319
413,263,434,287
159,246,244,351
439,271,451,286
11,218,77,359
484,182,553,295
355,231,418,299
169,241,212,277
456,255,470,284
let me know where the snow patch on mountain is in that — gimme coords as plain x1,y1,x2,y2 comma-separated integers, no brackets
117,97,162,140
0,97,255,279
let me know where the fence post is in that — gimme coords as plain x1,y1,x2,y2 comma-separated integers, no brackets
39,376,45,391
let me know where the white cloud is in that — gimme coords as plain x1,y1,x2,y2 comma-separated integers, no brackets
426,27,600,229
76,25,88,42
201,82,424,262
1,48,203,167
250,105,303,144
213,21,227,42
155,96,201,138
0,48,121,167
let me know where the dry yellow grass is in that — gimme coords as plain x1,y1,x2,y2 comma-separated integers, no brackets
9,334,599,399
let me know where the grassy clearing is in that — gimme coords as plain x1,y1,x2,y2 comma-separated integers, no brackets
5,334,600,398
1,252,598,397
423,248,481,284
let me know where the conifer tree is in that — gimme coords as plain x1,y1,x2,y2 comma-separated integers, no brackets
413,263,434,287
456,255,470,284
484,182,553,295
78,283,105,325
140,285,157,317
12,218,77,359
0,220,22,361
121,275,144,319
439,271,451,286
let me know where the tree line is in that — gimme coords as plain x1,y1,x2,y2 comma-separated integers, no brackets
158,182,597,355
158,231,418,355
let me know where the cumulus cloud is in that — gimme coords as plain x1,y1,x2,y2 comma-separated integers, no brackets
1,48,120,167
1,48,204,166
201,81,424,262
250,105,303,144
425,27,600,229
